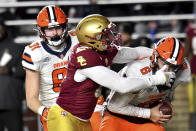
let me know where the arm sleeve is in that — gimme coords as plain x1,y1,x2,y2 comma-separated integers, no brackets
112,46,153,64
77,66,152,93
107,92,150,119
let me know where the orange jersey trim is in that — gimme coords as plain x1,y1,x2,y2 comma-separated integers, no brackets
22,53,33,64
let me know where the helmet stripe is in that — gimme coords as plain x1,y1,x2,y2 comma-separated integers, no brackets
170,38,180,61
46,6,57,24
46,7,51,23
175,39,181,61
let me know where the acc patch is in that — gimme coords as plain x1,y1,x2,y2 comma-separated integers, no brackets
76,46,89,53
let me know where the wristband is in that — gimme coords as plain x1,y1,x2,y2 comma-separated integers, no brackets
38,106,46,116
138,108,151,119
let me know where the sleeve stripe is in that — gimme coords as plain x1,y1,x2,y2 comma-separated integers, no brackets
22,53,33,64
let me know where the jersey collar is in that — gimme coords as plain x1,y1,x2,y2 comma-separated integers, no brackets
41,36,71,59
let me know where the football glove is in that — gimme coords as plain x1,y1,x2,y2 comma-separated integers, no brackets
38,106,50,120
149,65,176,87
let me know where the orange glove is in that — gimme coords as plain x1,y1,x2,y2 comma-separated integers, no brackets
42,107,50,120
38,106,50,120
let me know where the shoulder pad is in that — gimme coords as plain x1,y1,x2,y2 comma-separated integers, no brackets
176,58,192,82
75,46,91,54
126,58,151,77
71,46,102,68
22,41,43,67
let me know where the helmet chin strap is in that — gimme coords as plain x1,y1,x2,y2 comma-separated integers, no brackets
151,51,158,74
47,40,66,52
47,39,63,46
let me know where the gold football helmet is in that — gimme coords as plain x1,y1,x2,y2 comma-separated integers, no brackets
75,14,122,51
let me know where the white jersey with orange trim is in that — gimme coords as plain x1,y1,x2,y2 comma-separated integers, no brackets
22,30,78,107
107,57,191,119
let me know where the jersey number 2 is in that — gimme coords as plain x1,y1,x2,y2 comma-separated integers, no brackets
52,68,67,92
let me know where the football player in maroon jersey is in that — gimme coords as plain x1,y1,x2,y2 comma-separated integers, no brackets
47,14,175,131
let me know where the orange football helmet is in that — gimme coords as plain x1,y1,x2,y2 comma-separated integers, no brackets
151,37,184,72
36,5,68,46
75,14,122,51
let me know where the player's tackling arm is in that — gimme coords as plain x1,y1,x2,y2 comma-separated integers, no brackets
25,69,43,114
112,46,153,63
75,65,173,93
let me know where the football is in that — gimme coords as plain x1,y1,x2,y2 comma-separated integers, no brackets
159,100,173,115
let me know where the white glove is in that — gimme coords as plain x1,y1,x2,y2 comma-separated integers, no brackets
74,69,87,82
148,65,176,87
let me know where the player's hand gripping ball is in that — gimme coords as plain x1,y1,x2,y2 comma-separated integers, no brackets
159,100,173,115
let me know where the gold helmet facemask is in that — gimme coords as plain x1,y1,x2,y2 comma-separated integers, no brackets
76,14,122,51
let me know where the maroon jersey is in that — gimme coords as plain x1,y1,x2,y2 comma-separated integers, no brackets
57,44,118,120
186,25,196,74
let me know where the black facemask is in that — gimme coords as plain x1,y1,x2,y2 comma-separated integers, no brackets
50,35,61,42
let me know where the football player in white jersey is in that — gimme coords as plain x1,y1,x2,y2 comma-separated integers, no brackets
100,37,191,131
22,5,79,131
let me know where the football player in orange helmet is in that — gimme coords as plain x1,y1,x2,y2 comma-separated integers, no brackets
36,5,68,46
46,15,176,131
151,37,184,73
99,37,191,131
22,5,79,131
